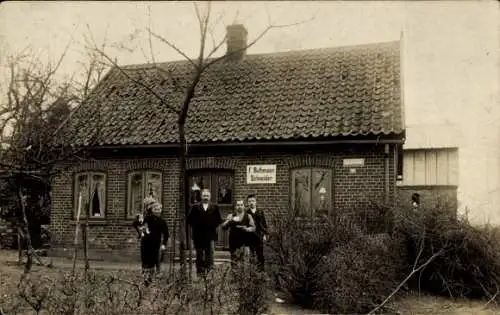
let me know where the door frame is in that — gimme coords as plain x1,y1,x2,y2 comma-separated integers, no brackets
186,168,235,250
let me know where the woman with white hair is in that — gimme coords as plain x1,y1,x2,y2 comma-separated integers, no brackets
133,196,169,286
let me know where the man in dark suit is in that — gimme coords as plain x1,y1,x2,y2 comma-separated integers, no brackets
246,194,268,271
187,188,222,276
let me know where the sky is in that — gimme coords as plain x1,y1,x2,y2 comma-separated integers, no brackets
1,1,499,221
0,1,497,127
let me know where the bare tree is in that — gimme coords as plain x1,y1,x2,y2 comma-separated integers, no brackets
86,2,312,279
0,43,107,273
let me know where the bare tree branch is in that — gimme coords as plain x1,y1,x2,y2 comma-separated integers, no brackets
205,33,227,60
202,17,314,71
195,2,210,66
368,247,446,315
148,30,198,69
206,9,225,52
88,44,180,115
147,5,157,66
193,2,204,37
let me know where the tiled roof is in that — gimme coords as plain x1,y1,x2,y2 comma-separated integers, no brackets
66,40,404,146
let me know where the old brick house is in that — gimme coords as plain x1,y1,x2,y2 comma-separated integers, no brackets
49,25,405,260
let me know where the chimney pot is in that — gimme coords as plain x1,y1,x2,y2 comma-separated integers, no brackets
226,24,248,61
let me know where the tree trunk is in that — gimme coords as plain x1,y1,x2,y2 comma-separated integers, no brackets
17,227,22,265
83,191,89,274
83,219,89,274
72,192,83,276
178,122,188,281
18,188,33,273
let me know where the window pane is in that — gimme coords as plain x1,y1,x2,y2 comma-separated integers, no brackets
189,175,210,204
217,174,233,204
75,174,89,218
311,168,332,216
129,173,144,217
146,172,162,202
292,169,311,216
90,174,106,217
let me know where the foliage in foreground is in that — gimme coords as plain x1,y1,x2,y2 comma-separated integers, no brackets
268,202,500,314
313,233,406,313
0,261,269,315
267,212,406,314
396,204,500,302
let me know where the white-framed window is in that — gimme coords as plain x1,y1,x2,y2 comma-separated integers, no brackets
74,172,106,219
291,167,332,217
127,170,162,218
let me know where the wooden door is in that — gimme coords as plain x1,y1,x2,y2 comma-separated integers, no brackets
187,170,234,250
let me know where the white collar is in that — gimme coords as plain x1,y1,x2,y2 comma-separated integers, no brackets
249,207,257,214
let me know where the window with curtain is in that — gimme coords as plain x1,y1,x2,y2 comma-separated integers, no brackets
291,168,332,217
74,172,106,219
216,174,233,205
127,170,162,218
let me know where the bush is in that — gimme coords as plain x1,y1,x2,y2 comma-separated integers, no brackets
395,203,500,302
1,264,267,315
267,211,405,313
313,233,406,314
267,213,357,308
231,254,271,315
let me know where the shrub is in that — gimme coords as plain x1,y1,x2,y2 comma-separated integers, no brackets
266,213,358,308
231,254,271,315
313,233,406,314
395,203,500,302
266,210,405,313
1,264,266,315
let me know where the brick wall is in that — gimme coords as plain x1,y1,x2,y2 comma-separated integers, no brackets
49,144,397,261
0,217,16,249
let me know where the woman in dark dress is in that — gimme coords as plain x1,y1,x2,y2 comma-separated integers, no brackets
221,199,256,267
133,196,169,286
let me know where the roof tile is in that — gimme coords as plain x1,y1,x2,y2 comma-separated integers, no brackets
65,41,404,146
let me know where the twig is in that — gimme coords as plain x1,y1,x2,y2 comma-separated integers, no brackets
483,283,499,308
202,17,314,71
90,48,181,115
367,248,445,314
148,30,198,69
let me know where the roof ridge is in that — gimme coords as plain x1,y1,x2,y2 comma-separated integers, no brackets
120,39,400,70
68,38,404,146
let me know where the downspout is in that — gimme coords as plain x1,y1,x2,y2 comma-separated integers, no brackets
384,144,390,205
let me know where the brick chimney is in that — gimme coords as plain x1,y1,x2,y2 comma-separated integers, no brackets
226,24,248,61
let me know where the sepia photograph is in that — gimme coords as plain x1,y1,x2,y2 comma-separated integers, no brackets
0,1,499,314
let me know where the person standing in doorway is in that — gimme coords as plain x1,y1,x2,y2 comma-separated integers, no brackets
246,194,268,271
133,196,169,286
187,188,223,276
221,199,256,268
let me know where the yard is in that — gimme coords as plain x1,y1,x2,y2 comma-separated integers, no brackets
0,250,498,315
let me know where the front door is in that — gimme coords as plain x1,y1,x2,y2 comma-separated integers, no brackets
187,170,234,250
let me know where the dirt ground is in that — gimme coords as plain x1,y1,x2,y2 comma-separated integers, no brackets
268,294,500,315
1,250,499,315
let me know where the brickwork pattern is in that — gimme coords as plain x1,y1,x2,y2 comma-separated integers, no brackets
50,145,397,260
